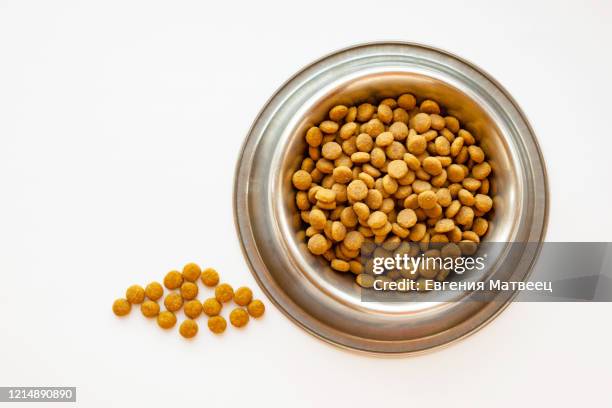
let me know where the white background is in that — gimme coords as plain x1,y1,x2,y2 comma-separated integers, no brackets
1,1,611,407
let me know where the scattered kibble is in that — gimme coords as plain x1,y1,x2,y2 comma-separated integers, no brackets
215,283,234,303
157,311,177,329
229,308,249,328
140,300,160,318
234,286,253,306
164,292,183,312
180,281,199,300
126,285,145,304
114,265,265,339
207,316,227,334
202,298,222,317
201,268,220,287
182,262,202,282
293,94,494,287
163,270,183,290
144,282,164,301
179,319,198,338
112,298,131,316
247,300,265,318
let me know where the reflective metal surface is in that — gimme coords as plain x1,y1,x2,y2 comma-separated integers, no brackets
233,42,548,354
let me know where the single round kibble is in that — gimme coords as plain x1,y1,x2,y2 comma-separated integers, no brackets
422,157,443,176
234,287,253,306
308,233,328,255
247,300,266,318
157,311,177,329
435,218,456,233
413,113,432,133
179,319,198,338
292,170,312,190
322,142,343,160
140,300,160,318
305,126,323,147
126,285,145,304
202,297,223,316
418,190,438,210
388,160,408,179
180,282,199,300
112,298,131,316
398,93,416,110
215,283,234,303
397,208,417,228
367,211,387,229
208,316,227,334
145,282,164,301
229,308,250,328
182,262,202,282
164,292,183,312
163,271,183,290
347,180,368,201
184,300,203,319
201,267,220,287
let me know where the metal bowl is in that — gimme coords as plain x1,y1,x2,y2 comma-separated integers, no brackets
234,42,548,354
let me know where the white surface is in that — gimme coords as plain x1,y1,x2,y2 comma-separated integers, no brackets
1,1,611,407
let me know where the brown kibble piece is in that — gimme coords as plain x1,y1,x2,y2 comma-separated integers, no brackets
229,308,250,328
435,218,455,233
184,300,203,319
412,113,431,133
388,160,408,179
182,263,201,282
157,311,176,329
112,298,131,316
201,267,220,287
422,157,443,176
179,319,198,338
215,283,234,303
145,282,164,301
126,285,145,304
180,282,199,300
163,271,183,290
292,170,312,190
234,287,253,307
329,105,348,121
202,298,223,317
164,292,183,312
308,233,328,255
306,127,323,147
398,94,416,110
208,316,227,334
347,180,368,201
418,191,437,210
247,300,265,318
397,208,417,228
140,300,159,318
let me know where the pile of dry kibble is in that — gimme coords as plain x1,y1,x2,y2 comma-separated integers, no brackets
292,94,493,289
112,263,265,339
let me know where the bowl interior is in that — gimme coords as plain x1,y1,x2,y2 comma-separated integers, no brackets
274,71,523,313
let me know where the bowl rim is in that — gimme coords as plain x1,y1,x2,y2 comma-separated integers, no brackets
233,41,549,356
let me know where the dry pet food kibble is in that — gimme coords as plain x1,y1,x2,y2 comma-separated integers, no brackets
113,264,265,339
202,298,223,316
112,298,131,316
234,286,253,306
179,319,198,338
157,311,177,329
126,285,145,304
201,268,220,287
141,300,160,318
163,270,183,290
229,308,250,328
145,282,164,301
182,262,202,282
247,300,265,318
207,316,227,334
293,94,495,288
215,283,234,303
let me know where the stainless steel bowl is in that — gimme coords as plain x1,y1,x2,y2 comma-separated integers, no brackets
234,42,548,354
